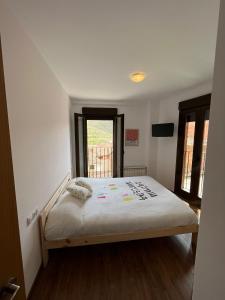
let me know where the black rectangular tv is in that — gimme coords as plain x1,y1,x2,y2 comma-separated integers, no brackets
152,123,174,137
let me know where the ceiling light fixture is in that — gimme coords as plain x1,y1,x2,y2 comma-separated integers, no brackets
130,71,146,83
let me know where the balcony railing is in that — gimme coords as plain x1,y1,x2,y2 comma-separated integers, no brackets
199,151,207,198
88,147,113,178
182,150,207,197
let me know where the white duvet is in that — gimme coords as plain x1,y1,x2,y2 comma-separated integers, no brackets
45,176,198,241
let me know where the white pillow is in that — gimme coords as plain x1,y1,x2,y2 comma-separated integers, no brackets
45,191,82,240
75,179,93,193
66,183,91,201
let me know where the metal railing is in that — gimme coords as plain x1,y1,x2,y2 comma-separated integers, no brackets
182,150,207,197
182,150,193,192
199,151,207,197
88,147,113,178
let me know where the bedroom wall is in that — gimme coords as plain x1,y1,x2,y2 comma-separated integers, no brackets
0,3,71,295
70,99,150,177
149,81,212,190
193,1,225,298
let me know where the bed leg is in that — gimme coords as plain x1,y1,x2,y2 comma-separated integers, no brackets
39,216,49,267
42,247,49,268
191,232,198,249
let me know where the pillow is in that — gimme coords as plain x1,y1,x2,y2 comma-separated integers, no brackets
75,179,93,193
45,191,83,240
66,183,91,201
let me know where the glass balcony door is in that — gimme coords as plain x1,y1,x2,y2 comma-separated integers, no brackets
74,111,124,178
87,120,113,178
198,114,209,198
175,95,210,205
181,113,196,193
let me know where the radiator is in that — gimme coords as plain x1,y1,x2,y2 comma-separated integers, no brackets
123,166,147,177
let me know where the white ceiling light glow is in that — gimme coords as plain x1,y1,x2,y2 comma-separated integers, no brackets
130,72,146,83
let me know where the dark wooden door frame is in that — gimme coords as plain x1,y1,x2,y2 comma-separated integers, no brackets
74,113,89,177
113,114,124,177
119,114,125,177
174,94,211,204
113,115,118,178
74,111,124,178
74,113,82,177
0,38,26,299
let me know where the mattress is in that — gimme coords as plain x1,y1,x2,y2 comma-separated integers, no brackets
45,176,198,241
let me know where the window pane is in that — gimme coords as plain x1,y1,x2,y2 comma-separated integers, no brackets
198,119,209,198
181,118,195,192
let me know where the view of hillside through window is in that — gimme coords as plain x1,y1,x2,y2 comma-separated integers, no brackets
87,120,113,178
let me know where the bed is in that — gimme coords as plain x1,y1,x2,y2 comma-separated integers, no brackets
39,174,199,266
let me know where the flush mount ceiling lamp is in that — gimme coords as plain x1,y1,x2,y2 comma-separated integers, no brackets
129,71,146,83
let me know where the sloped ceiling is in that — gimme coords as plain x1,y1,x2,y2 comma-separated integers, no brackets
6,0,220,101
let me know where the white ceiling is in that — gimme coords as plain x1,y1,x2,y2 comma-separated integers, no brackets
7,0,220,101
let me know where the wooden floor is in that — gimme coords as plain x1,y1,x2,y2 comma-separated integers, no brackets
29,234,196,300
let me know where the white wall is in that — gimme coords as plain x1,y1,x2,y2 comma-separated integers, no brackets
149,82,212,190
148,100,160,179
70,99,150,176
0,4,71,295
193,1,225,298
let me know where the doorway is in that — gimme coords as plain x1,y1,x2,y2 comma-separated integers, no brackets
175,94,211,205
87,119,113,178
74,108,124,178
0,37,26,299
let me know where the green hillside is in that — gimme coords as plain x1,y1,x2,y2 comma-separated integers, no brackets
87,120,113,145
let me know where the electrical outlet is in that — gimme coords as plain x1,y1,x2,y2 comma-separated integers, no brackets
26,209,39,226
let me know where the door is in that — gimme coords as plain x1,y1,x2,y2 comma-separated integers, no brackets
175,94,210,204
113,114,124,177
74,113,87,177
0,39,26,299
86,118,113,178
74,112,124,178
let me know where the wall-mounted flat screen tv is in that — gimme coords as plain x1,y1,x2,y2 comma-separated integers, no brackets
152,123,174,137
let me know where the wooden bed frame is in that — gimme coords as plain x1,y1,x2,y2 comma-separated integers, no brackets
39,173,199,267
